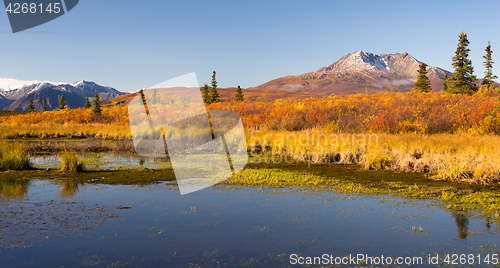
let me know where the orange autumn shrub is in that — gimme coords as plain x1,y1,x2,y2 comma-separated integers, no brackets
210,92,500,134
1,92,500,135
0,106,129,126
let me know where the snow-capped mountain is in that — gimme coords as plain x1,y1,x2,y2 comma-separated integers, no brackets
0,80,124,111
250,51,452,95
0,78,66,91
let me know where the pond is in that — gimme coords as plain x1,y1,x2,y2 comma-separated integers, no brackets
1,179,499,267
30,152,171,171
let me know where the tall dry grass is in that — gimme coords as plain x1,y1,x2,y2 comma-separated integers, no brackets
60,151,85,173
0,141,30,170
247,130,500,184
0,124,131,140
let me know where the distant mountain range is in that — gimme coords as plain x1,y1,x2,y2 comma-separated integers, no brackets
249,51,453,96
0,80,124,111
3,51,493,110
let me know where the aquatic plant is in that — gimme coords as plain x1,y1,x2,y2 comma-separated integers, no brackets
60,151,85,173
0,141,30,170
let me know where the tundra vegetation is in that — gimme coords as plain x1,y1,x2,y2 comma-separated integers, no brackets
3,91,500,183
1,34,499,214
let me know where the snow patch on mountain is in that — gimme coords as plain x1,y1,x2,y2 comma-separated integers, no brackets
0,78,65,91
357,51,388,70
29,82,52,94
319,51,392,73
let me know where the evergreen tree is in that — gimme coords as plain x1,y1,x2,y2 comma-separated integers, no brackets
42,96,47,111
210,87,220,103
202,84,211,104
210,71,220,103
442,73,449,93
447,32,478,94
28,99,35,112
413,62,431,92
151,89,158,105
482,41,498,86
235,85,244,101
84,97,90,108
91,91,101,115
58,95,66,110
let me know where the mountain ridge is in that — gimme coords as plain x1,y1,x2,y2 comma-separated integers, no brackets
250,50,452,95
0,80,124,111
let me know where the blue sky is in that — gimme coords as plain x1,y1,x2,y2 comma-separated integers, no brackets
0,0,499,92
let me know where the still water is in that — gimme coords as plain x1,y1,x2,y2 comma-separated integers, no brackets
30,152,170,170
1,179,499,267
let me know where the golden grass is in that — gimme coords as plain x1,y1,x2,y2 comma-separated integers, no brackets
60,151,85,173
247,130,500,184
0,141,30,170
0,123,131,140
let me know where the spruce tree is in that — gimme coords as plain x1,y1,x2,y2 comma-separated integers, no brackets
91,91,101,115
58,95,66,110
84,97,90,108
202,84,211,104
28,99,35,112
482,41,498,86
210,87,220,103
442,73,449,92
235,85,244,101
447,32,478,94
42,96,47,111
413,62,431,92
210,71,220,103
151,89,158,105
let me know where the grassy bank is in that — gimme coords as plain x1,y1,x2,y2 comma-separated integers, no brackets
0,168,176,185
26,139,135,153
3,131,500,184
2,91,500,183
0,124,130,140
3,129,500,184
248,131,500,184
227,162,500,214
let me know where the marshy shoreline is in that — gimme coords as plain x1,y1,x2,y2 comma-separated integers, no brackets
2,157,500,216
2,132,500,216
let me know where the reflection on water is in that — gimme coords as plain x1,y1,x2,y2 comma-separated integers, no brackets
1,180,499,267
0,178,85,202
58,180,83,200
0,179,30,202
451,209,470,241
